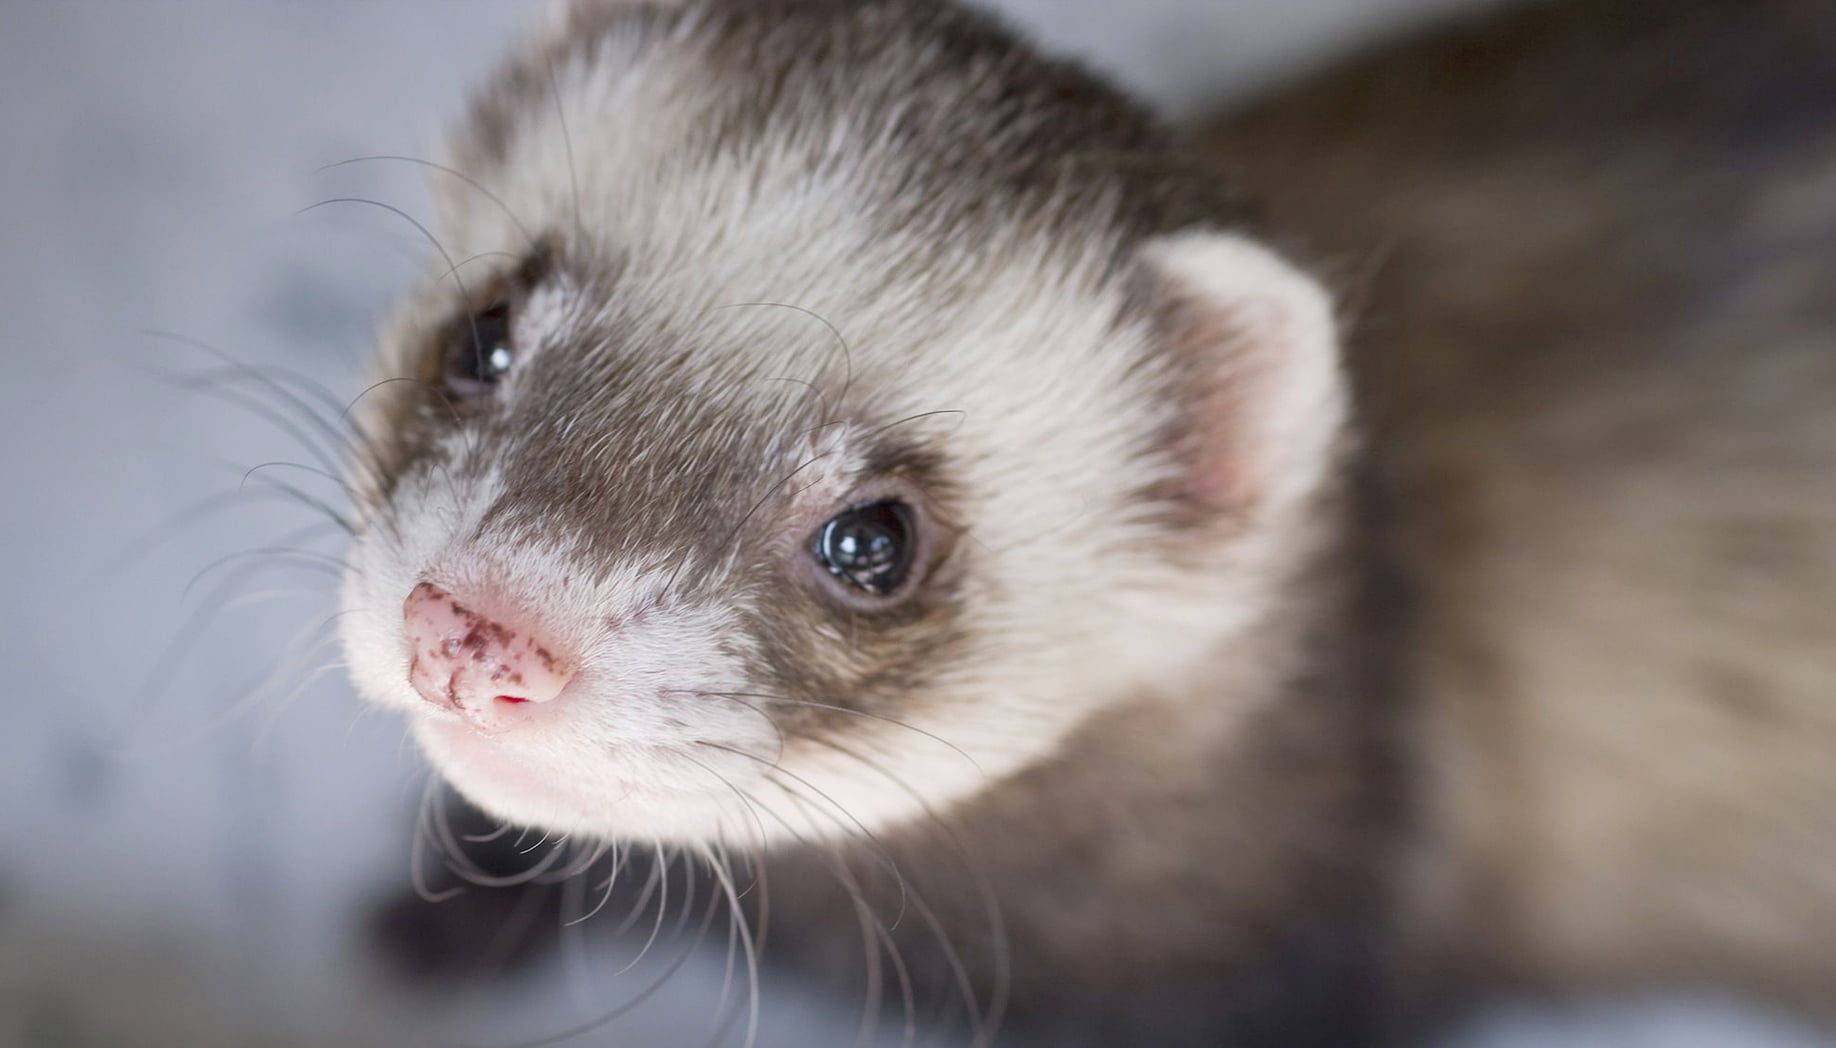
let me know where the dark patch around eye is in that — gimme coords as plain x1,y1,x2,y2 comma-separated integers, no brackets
438,241,557,400
814,499,918,595
451,301,515,387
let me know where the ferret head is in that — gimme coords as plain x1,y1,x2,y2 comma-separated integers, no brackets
339,0,1346,848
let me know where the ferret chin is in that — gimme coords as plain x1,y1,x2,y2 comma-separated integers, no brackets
336,0,1836,1043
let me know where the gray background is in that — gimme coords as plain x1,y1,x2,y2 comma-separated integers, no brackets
0,1,1827,1045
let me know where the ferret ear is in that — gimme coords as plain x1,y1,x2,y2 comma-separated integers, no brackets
1137,231,1348,521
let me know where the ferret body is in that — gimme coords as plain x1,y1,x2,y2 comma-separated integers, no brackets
1211,0,1836,1018
336,0,1836,1044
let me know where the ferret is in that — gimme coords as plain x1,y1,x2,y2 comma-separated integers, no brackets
334,0,1836,1044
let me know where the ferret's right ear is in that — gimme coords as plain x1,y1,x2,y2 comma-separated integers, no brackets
1137,231,1348,523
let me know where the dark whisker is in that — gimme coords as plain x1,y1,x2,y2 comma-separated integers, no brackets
710,300,855,410
240,459,353,498
137,360,348,483
702,690,984,777
103,555,338,751
680,449,832,593
140,328,384,487
744,778,913,1047
866,408,968,440
340,374,465,432
696,740,911,932
317,154,538,248
85,485,341,595
479,860,726,1048
545,57,582,230
808,735,1010,1047
301,198,488,423
182,540,347,602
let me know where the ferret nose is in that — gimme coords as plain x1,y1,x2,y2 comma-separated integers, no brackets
403,581,572,726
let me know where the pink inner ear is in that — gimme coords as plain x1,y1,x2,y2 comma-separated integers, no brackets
1143,231,1345,525
1168,298,1284,514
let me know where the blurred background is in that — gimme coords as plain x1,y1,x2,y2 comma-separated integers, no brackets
1,2,1831,1046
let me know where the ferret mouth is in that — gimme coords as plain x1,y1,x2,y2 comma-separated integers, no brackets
411,715,771,842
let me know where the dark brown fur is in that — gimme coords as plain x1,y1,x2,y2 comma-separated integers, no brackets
1212,0,1836,1020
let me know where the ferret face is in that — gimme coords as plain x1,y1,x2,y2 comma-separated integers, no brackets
339,0,1345,847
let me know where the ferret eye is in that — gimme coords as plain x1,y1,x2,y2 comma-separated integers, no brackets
448,301,515,390
812,500,918,596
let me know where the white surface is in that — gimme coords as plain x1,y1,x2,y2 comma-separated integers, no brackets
0,1,1825,1046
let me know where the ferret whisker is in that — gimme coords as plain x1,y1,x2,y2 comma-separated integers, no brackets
708,301,856,410
564,840,626,928
179,517,347,598
545,55,582,230
532,840,598,886
493,859,727,1048
119,612,346,761
142,328,352,419
187,452,357,537
702,740,912,933
759,373,837,427
429,788,550,889
547,837,607,883
437,249,526,285
702,843,764,1048
865,407,968,440
138,328,378,481
679,751,774,857
614,845,675,973
246,638,361,755
317,154,539,249
699,449,836,590
461,821,516,844
240,459,357,501
446,835,568,889
706,777,904,1047
698,847,750,1048
184,439,359,535
144,372,381,518
809,734,1008,1045
156,361,389,492
557,856,597,1013
301,197,472,297
87,480,349,598
410,776,466,904
108,558,340,753
181,545,344,601
770,781,917,1047
339,374,465,432
608,842,667,938
148,366,347,481
301,198,487,475
339,374,475,505
235,475,356,536
86,469,350,598
664,690,788,761
707,691,984,777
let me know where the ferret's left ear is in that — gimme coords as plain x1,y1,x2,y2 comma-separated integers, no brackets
1138,231,1348,522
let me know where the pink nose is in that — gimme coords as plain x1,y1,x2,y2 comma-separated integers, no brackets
403,582,572,727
